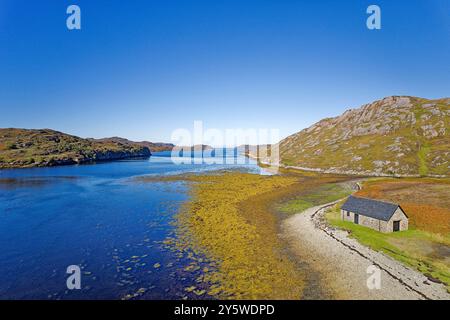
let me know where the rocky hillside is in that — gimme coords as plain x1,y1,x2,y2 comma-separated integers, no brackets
0,129,152,168
278,96,449,177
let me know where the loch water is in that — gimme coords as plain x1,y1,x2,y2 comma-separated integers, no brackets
0,151,265,299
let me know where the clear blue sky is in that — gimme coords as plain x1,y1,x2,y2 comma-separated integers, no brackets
1,0,449,143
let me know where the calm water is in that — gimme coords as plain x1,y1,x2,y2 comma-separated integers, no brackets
0,151,265,299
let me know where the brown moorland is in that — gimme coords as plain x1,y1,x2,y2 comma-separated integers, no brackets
355,178,450,235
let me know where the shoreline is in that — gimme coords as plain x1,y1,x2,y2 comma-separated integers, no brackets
159,171,358,299
248,155,448,178
168,172,306,299
0,155,152,170
282,200,450,300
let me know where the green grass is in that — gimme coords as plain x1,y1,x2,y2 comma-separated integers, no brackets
417,142,430,176
277,183,353,214
327,205,450,290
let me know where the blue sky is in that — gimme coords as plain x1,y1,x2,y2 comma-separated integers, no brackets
0,0,449,143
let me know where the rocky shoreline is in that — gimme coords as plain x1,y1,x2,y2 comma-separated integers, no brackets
253,157,448,178
0,149,152,169
279,163,448,178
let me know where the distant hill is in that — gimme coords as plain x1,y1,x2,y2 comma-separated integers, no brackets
277,96,449,177
176,144,214,151
92,137,174,152
237,144,272,157
0,129,157,168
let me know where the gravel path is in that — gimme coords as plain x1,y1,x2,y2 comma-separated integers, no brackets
282,200,450,300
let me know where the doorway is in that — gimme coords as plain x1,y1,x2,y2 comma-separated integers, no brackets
393,220,400,232
354,214,359,224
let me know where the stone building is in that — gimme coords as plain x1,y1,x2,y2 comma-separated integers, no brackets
341,196,408,233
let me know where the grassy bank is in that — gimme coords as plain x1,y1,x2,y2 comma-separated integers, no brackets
326,178,450,290
277,182,354,214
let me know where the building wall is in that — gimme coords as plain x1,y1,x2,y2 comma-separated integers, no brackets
385,208,408,232
341,209,382,231
341,209,354,222
340,208,408,233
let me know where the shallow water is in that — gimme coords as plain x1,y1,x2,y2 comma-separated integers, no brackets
0,151,264,299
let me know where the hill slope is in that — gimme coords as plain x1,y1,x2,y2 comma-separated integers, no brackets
279,96,449,177
0,129,152,168
92,137,174,152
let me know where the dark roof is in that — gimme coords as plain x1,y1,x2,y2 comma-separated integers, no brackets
341,196,402,221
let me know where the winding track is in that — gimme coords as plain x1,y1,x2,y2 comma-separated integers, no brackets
282,200,450,300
